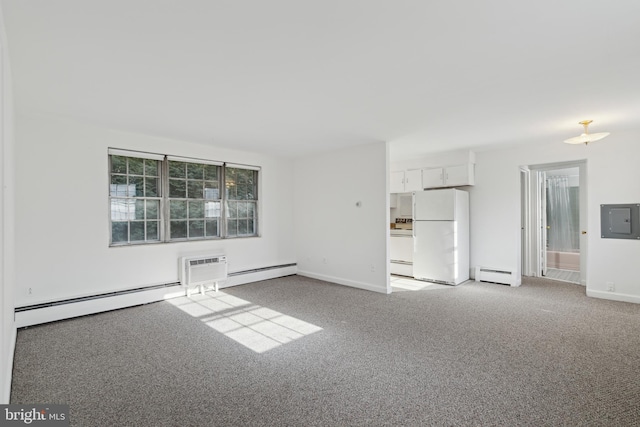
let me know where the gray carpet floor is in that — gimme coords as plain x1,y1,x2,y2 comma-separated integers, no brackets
11,275,640,426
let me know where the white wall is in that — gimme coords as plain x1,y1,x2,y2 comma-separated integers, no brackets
469,129,640,302
14,114,296,306
584,129,640,302
391,149,475,172
294,142,389,293
0,4,16,403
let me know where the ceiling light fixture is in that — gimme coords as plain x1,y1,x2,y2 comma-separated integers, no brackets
563,120,610,145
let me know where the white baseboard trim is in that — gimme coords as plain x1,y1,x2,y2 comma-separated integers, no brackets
2,325,16,404
15,265,297,328
297,270,389,294
586,289,640,304
15,285,185,328
223,265,297,288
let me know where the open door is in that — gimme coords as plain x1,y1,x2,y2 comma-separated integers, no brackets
523,162,585,285
540,170,547,277
520,168,530,277
578,163,587,286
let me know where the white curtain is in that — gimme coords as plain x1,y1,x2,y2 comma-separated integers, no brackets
546,176,577,252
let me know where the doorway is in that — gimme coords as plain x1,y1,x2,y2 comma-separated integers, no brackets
543,167,581,282
521,161,587,286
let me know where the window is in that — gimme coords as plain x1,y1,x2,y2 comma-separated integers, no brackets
109,155,162,244
225,167,258,237
168,160,222,240
108,149,259,246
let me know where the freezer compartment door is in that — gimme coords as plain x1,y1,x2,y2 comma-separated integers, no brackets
413,189,455,221
413,221,457,284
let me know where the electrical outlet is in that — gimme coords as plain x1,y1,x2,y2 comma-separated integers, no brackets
28,288,32,295
606,282,615,292
370,265,375,272
322,257,327,264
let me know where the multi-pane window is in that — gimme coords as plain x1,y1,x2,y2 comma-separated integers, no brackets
108,150,259,246
168,160,222,240
225,168,258,237
109,155,161,244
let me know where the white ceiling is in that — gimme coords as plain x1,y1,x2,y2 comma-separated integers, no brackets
2,1,640,160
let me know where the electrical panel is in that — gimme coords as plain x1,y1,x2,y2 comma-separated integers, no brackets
601,204,640,239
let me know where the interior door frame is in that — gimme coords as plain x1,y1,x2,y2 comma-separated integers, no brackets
540,170,547,277
521,160,587,285
520,167,531,277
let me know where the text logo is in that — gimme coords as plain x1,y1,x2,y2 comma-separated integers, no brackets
1,405,69,426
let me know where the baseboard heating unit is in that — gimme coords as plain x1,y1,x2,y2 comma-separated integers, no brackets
475,266,516,286
15,263,298,328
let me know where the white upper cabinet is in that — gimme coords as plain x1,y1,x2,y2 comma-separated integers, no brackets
390,169,422,193
405,169,422,191
390,171,406,193
422,164,474,188
422,168,445,189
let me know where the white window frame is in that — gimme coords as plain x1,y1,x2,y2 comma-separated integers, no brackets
223,164,260,239
108,149,260,246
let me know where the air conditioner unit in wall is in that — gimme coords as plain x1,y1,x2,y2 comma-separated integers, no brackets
180,254,228,296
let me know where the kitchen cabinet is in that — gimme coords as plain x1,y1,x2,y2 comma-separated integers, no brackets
390,262,412,277
422,164,474,188
390,169,422,193
390,171,405,193
390,233,413,277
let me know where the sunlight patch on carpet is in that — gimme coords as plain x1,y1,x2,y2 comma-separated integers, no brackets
168,292,322,353
390,276,451,291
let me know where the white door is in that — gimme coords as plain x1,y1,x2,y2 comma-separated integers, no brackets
524,161,586,284
540,171,547,277
520,168,530,277
578,163,587,286
413,221,455,283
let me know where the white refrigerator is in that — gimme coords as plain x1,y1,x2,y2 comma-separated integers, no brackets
412,189,469,285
